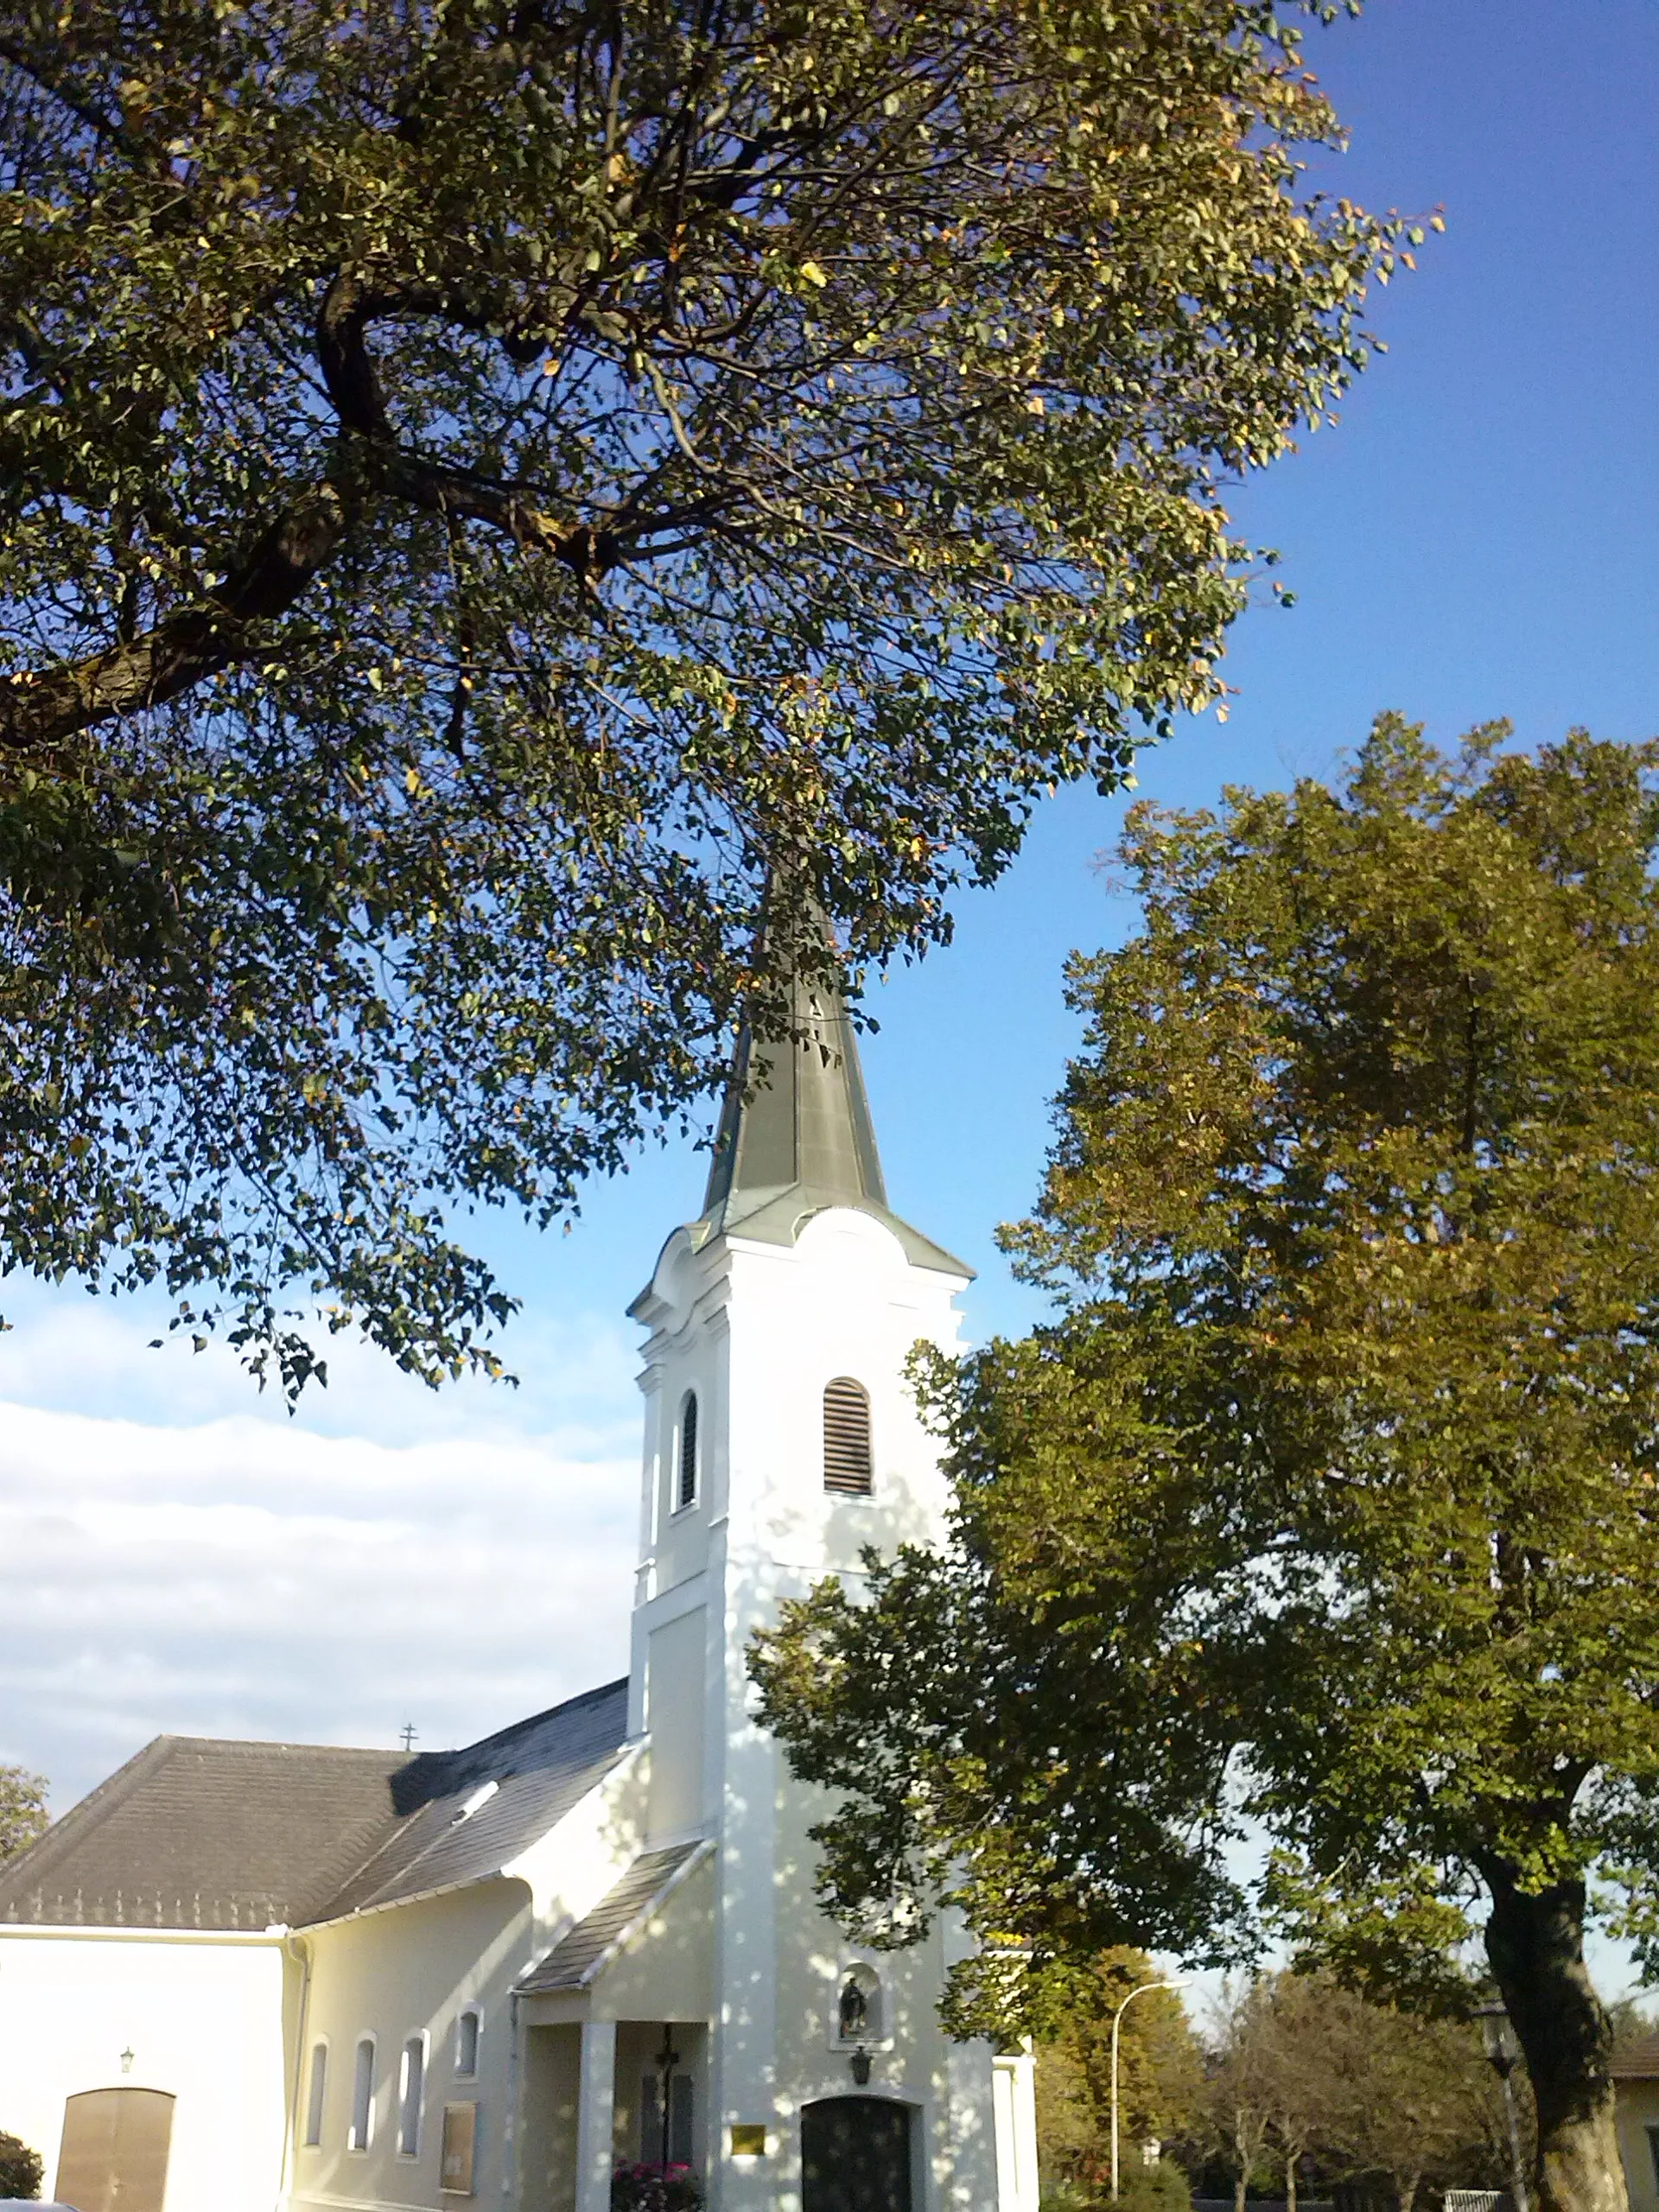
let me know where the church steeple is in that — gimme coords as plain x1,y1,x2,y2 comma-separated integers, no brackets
690,955,969,1279
700,963,886,1218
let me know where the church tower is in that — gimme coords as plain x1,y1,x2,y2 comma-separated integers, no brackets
626,963,1038,2212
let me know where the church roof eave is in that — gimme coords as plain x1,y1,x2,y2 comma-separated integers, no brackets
631,941,973,1313
697,1185,973,1279
628,1198,973,1325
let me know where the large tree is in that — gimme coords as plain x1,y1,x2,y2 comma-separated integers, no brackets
0,0,1401,1390
753,722,1659,2212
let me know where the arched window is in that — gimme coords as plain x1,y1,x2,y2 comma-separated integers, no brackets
454,2006,481,2080
677,1390,699,1511
348,2037,375,2152
823,1378,873,1496
397,2034,426,2157
303,2041,328,2147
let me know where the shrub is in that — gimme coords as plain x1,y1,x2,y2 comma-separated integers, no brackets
1039,2156,1193,2212
611,2161,702,2212
0,2132,43,2199
1117,2162,1194,2212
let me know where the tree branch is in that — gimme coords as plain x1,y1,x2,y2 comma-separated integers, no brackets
316,271,624,579
0,483,346,751
0,38,149,163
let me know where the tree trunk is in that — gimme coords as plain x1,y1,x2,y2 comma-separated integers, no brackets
1286,2146,1298,2212
1483,1864,1628,2212
1232,2115,1251,2212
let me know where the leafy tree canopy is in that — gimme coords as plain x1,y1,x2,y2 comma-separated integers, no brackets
0,2128,44,2201
752,721,1659,2212
0,0,1401,1391
1196,1971,1522,2212
0,1764,47,1862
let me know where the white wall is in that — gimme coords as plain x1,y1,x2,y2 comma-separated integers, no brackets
0,1928,289,2212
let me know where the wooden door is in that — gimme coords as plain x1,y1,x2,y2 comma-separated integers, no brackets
55,2088,175,2212
800,2096,912,2212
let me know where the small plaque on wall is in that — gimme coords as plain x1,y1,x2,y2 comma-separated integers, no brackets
729,2124,767,2157
441,2101,479,2196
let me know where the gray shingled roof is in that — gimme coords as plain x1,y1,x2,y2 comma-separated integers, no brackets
516,1841,709,1993
0,1678,633,1934
303,1678,632,1923
1612,2031,1659,2080
0,1737,400,1931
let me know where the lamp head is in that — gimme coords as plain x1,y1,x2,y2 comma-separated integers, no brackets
1475,2002,1518,2076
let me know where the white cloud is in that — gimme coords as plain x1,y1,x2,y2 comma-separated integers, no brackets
0,1390,639,1817
0,1275,641,1449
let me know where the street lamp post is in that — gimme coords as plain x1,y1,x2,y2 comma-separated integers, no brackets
1111,1978,1192,2202
1474,2001,1532,2212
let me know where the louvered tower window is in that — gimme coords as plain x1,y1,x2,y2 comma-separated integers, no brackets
677,1390,699,1510
823,1378,874,1495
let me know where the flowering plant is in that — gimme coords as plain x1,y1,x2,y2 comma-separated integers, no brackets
610,2160,703,2212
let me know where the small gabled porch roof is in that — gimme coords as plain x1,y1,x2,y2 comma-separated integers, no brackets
516,1840,711,1994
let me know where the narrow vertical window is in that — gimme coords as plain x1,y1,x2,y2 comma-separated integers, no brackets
670,2074,694,2165
455,2007,480,2080
349,2037,375,2152
823,1378,873,1495
640,2073,695,2165
677,1389,699,1510
398,2035,425,2157
304,2043,327,2147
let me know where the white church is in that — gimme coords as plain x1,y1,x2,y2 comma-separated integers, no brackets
0,969,1039,2212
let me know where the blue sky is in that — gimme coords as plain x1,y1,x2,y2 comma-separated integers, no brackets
4,0,1658,1980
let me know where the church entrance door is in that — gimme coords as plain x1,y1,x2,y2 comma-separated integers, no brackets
54,2087,175,2212
800,2095,913,2212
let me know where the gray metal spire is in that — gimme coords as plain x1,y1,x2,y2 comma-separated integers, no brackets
692,960,970,1277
